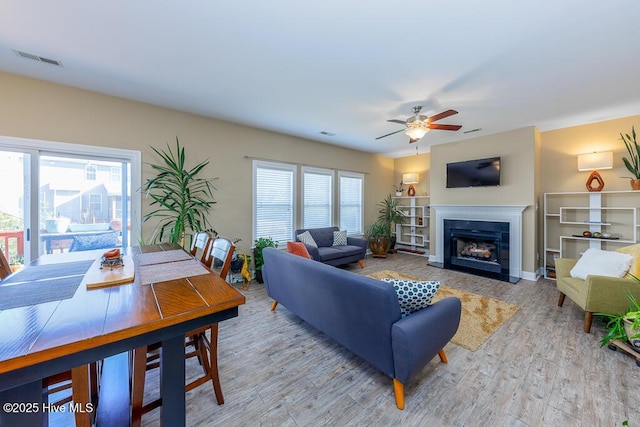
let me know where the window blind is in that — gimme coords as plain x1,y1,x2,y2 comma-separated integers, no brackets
339,173,363,234
254,162,295,243
303,168,333,229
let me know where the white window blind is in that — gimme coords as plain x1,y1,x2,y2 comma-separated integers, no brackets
302,167,333,229
339,172,363,234
254,161,296,243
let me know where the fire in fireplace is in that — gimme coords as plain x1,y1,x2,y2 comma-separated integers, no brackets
443,219,512,282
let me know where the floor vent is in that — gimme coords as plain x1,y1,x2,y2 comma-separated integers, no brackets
13,49,63,67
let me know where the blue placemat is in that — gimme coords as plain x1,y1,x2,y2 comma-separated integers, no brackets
0,260,94,310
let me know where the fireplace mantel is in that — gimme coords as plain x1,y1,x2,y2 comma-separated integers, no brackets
430,205,527,281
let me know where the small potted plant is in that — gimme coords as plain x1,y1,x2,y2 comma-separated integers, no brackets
598,290,640,351
253,236,278,284
393,181,405,197
621,126,640,190
365,221,391,258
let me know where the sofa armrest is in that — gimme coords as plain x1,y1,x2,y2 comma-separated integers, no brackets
585,275,640,315
304,244,321,260
391,297,461,383
555,258,577,279
347,236,368,251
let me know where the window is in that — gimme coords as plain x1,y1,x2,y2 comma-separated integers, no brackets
302,167,333,229
89,193,102,218
339,171,364,234
85,164,97,180
111,166,121,181
253,161,296,244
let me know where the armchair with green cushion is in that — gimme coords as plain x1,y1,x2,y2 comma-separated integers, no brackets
555,258,640,333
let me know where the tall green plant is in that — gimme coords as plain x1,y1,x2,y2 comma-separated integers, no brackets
378,195,406,237
621,126,640,179
141,137,217,246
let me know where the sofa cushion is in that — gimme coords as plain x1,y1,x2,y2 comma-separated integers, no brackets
570,248,633,280
70,232,119,252
381,278,440,318
297,231,318,248
287,241,311,259
333,230,347,246
616,243,640,279
317,245,363,261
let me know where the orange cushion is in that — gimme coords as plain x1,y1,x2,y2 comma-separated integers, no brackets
287,241,311,259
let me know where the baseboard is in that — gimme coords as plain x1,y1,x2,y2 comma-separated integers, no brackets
521,270,540,282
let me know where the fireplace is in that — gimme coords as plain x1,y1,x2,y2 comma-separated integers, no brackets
444,219,511,282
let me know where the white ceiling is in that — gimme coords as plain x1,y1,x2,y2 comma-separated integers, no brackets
2,1,640,158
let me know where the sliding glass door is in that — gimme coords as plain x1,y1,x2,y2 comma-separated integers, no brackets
0,136,141,269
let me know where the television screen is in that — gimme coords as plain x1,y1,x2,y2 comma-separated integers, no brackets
446,157,501,188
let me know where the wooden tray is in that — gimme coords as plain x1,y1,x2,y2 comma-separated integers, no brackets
608,339,640,367
85,255,135,289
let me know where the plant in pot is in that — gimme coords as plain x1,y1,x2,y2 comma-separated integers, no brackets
393,181,405,197
378,195,406,252
253,236,278,284
366,221,391,258
621,126,640,190
141,137,217,246
598,290,640,352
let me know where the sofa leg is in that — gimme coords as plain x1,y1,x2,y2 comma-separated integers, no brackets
584,312,593,333
557,292,566,307
270,301,278,311
438,349,448,363
393,378,404,410
358,259,364,269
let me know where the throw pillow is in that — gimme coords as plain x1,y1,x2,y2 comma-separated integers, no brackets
287,241,311,259
381,278,440,318
570,248,633,280
615,244,640,279
333,230,348,246
70,232,119,252
297,231,318,248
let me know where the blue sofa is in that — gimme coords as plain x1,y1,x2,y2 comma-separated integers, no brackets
294,226,367,268
262,248,461,409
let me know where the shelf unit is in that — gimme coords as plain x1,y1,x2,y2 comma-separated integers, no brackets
392,196,430,256
543,191,640,279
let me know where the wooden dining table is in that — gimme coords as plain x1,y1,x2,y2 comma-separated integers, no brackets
0,243,245,426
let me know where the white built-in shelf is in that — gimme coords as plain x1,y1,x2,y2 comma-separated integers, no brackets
392,196,430,255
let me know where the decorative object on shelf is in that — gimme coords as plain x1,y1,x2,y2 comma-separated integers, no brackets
402,173,419,197
621,126,640,190
141,137,217,246
393,181,405,197
577,151,612,192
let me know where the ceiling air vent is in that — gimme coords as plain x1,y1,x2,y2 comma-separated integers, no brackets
319,131,335,136
463,128,482,134
13,49,63,67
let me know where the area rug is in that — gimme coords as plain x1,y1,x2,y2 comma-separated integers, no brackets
368,270,520,351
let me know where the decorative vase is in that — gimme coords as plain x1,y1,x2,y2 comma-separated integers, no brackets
395,191,402,197
624,319,640,351
369,237,390,258
631,179,640,191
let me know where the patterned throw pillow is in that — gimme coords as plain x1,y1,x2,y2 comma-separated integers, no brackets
333,230,348,246
287,241,311,259
70,232,119,252
381,278,440,318
297,231,318,248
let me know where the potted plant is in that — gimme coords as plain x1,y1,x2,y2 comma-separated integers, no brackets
378,195,406,251
598,290,640,351
253,236,278,283
141,137,217,246
365,221,391,258
621,126,640,190
393,181,405,197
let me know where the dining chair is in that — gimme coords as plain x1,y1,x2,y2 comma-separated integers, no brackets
130,238,235,427
190,231,214,264
43,363,101,427
0,248,11,279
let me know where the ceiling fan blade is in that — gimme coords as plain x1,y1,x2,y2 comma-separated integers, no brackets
428,109,458,123
428,123,462,131
387,119,406,124
375,129,405,140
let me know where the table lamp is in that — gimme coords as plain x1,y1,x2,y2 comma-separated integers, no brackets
577,151,613,192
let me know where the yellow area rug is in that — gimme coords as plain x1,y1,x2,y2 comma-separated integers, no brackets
368,270,520,351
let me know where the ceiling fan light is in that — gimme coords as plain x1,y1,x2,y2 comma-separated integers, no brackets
405,126,429,140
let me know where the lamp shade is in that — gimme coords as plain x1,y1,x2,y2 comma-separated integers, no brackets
405,127,429,140
402,173,419,184
577,152,613,171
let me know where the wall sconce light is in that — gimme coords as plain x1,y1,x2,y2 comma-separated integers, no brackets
402,172,419,196
577,151,613,192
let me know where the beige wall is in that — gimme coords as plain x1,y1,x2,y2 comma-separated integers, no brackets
0,72,393,256
393,152,430,197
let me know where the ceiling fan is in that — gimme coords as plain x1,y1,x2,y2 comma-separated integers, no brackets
376,106,462,143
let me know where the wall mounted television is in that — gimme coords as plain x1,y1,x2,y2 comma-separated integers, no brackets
446,156,501,188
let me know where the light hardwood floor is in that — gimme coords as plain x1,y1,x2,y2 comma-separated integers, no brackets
60,253,640,426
